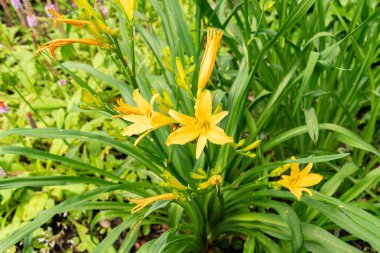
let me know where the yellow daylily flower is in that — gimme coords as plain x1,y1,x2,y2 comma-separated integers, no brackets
116,89,176,145
48,8,114,36
48,9,93,28
129,193,177,213
277,157,323,201
35,38,110,60
119,0,136,20
197,28,223,93
166,90,233,159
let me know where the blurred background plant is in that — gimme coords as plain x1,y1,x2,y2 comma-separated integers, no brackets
0,0,379,252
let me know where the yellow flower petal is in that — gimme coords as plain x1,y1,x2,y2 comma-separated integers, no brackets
210,111,229,125
195,90,213,122
133,89,151,116
298,173,323,187
53,18,93,29
290,162,300,177
166,126,199,145
301,187,313,197
300,162,313,175
122,115,151,125
277,176,291,188
130,193,177,213
122,123,151,136
114,98,141,115
196,135,208,159
207,126,233,145
35,38,110,60
152,113,177,128
168,110,196,125
289,187,303,201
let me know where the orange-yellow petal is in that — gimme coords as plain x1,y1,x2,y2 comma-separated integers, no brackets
210,111,229,125
195,90,213,122
298,173,323,187
290,162,300,177
289,187,303,201
122,115,151,125
152,113,177,128
114,98,141,115
166,126,199,145
300,163,313,175
122,123,151,136
207,126,233,145
196,135,208,159
132,89,151,116
168,110,196,126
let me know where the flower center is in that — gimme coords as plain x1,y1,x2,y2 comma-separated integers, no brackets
196,119,210,134
289,176,299,187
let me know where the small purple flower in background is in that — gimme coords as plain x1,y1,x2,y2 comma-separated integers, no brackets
0,166,6,178
0,101,9,114
44,3,56,17
26,14,38,27
248,92,254,102
58,79,67,86
100,6,108,18
11,0,23,10
96,0,107,18
71,0,77,8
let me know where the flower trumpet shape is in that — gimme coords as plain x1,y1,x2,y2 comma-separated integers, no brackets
35,38,110,60
115,89,176,145
130,193,177,213
277,158,323,201
166,90,233,159
48,9,93,29
197,28,223,93
48,8,115,36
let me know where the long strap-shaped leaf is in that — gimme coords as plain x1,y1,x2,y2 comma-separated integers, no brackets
0,145,126,183
0,128,163,175
217,213,361,253
250,190,380,251
0,176,113,189
262,123,380,157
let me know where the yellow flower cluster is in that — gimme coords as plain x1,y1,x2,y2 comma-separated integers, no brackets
35,0,117,59
114,27,233,159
